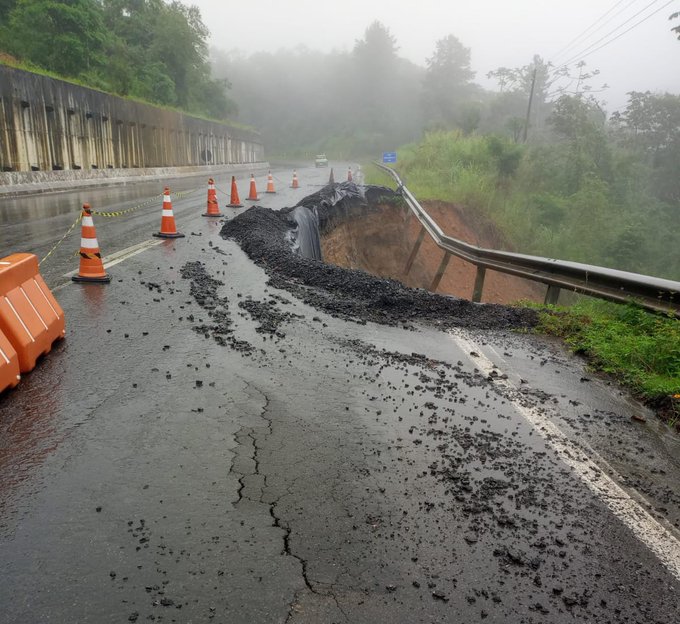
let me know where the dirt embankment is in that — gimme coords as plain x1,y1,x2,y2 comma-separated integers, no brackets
322,200,544,305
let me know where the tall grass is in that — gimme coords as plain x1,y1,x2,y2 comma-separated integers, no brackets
367,130,680,280
537,300,680,399
364,131,680,405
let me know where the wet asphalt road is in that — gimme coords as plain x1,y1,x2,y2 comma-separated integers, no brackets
1,164,680,623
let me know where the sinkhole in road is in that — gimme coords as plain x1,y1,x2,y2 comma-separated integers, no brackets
290,181,543,305
221,182,538,333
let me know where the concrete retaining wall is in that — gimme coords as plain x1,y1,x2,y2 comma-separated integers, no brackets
0,162,271,197
0,65,264,178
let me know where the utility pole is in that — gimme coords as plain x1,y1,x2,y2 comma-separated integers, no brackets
522,66,537,143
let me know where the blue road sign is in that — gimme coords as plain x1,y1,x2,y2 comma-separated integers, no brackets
382,151,397,163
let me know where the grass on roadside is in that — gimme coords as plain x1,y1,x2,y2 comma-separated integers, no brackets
531,299,680,424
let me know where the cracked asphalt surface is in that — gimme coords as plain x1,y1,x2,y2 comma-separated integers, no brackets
1,165,680,623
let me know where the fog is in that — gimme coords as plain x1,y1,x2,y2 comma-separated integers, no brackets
194,0,680,110
185,1,680,280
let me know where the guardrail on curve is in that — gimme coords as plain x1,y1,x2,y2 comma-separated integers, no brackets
373,162,680,316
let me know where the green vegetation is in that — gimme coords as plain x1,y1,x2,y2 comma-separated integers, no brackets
535,300,680,403
0,0,236,120
369,99,680,281
363,87,680,408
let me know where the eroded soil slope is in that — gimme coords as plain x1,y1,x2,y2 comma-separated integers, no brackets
322,200,544,304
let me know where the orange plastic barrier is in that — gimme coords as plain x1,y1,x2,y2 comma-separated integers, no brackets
0,328,20,393
0,253,66,374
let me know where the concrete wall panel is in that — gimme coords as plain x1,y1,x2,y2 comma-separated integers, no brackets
0,65,263,173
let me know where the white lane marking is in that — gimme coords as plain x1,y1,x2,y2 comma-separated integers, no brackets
58,239,163,287
102,239,163,270
450,331,680,582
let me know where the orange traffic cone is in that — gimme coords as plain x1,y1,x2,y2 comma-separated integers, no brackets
246,174,260,201
265,171,276,194
203,178,223,217
347,167,353,182
72,204,111,283
291,170,299,189
227,176,243,208
328,168,335,185
153,187,185,239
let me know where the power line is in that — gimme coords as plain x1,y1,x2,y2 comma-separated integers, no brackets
551,0,639,64
554,0,670,70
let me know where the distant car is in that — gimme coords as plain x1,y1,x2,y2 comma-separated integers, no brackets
315,154,328,167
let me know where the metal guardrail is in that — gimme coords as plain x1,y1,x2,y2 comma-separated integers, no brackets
373,162,680,315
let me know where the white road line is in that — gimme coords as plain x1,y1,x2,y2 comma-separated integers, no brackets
450,330,680,582
55,239,163,291
101,239,164,270
62,239,163,279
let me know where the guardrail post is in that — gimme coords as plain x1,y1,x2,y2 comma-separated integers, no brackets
472,266,486,303
430,251,451,292
544,284,561,305
404,225,426,277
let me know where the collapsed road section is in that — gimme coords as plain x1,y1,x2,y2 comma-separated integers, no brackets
1,175,679,623
222,182,537,332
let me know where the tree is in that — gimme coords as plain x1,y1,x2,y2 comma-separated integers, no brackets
671,10,680,39
611,91,680,202
548,94,611,193
422,34,475,128
353,20,398,70
486,56,562,141
7,0,107,76
351,21,412,148
0,0,17,20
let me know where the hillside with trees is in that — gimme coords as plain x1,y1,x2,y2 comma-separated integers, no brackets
1,6,678,279
0,0,236,120
212,20,679,279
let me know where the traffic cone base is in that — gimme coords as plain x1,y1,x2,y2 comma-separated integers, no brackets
153,231,186,239
72,273,111,283
72,205,110,283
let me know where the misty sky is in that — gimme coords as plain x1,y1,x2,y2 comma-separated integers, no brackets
193,0,680,111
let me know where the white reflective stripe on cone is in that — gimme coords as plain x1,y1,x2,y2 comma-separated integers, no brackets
162,210,174,217
82,216,94,227
81,238,99,249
